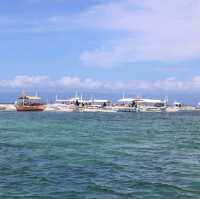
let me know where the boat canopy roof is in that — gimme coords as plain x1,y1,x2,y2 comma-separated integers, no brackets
56,99,69,102
56,98,110,103
68,97,80,102
78,99,93,103
118,98,163,103
18,95,41,100
174,101,182,105
138,99,165,103
93,99,110,103
118,98,134,102
56,97,80,102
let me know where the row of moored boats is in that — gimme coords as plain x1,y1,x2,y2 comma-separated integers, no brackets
0,93,199,112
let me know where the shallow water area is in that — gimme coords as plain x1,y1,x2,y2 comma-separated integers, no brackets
1,112,200,199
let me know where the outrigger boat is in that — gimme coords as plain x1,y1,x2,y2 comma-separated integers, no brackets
15,95,46,112
115,96,167,112
136,99,167,112
114,97,138,112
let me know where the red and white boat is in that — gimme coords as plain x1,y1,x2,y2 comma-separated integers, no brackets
15,95,46,112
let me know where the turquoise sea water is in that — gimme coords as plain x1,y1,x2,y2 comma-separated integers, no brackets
1,112,200,199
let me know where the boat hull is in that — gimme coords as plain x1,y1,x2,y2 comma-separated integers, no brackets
15,105,46,112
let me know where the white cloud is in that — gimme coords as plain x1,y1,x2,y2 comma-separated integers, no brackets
1,75,200,92
0,76,49,88
79,0,200,67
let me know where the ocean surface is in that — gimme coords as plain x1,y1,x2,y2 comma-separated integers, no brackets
1,112,200,199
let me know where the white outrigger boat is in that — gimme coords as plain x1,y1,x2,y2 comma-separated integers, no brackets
166,101,196,112
136,98,167,112
82,99,116,112
113,97,137,112
114,97,167,112
45,96,79,112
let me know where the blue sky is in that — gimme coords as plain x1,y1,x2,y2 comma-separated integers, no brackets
0,0,200,94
